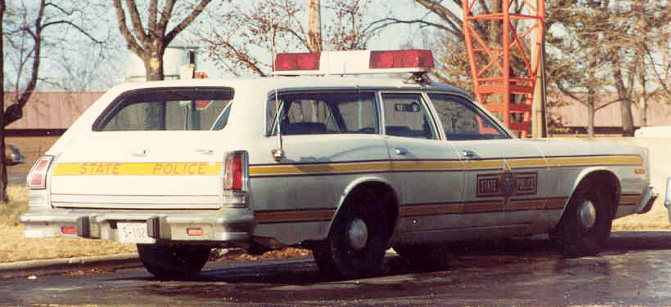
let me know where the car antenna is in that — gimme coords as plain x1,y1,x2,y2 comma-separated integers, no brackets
271,52,285,163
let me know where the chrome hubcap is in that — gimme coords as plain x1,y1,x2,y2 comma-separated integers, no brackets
347,218,369,251
578,200,597,229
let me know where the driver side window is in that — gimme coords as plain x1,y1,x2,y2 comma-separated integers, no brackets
428,94,509,140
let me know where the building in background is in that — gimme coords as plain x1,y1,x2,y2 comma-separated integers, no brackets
549,92,671,135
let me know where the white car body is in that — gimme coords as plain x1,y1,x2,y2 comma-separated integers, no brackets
21,76,656,278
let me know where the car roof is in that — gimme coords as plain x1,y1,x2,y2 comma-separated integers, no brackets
106,76,470,97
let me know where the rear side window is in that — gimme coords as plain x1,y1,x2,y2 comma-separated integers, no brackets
267,91,378,135
93,88,234,131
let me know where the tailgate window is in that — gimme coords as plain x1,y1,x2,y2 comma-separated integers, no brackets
93,88,234,131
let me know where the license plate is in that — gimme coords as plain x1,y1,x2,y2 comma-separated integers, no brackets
118,222,155,244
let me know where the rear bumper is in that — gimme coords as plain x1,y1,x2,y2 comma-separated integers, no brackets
20,208,256,244
635,186,658,214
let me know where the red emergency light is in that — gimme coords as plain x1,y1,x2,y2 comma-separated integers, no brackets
274,52,321,72
273,50,434,75
369,50,434,69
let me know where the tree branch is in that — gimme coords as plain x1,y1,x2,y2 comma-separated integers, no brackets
5,0,45,126
42,20,104,44
125,0,148,44
164,0,211,46
112,0,143,57
157,0,175,38
364,17,460,38
148,0,158,38
206,38,268,77
414,0,463,29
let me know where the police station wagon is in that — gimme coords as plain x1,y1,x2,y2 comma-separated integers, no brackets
22,50,657,279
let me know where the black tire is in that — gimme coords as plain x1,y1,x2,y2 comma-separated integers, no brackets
312,190,388,279
137,244,211,280
552,183,613,257
393,243,451,271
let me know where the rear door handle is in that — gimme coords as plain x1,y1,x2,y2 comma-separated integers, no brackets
462,150,476,160
196,149,214,155
395,148,408,156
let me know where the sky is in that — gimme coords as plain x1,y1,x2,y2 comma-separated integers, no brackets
156,0,440,80
4,0,455,91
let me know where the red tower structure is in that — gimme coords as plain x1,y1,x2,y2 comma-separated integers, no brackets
462,0,545,138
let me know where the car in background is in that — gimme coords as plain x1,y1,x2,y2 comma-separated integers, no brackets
5,144,25,166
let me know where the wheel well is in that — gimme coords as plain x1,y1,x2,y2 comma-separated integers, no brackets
343,182,399,238
576,170,620,218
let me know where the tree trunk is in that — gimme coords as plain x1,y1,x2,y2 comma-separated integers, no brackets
640,95,647,127
613,66,635,137
144,53,165,81
0,0,8,203
143,54,166,129
620,98,634,136
587,88,595,137
307,0,322,52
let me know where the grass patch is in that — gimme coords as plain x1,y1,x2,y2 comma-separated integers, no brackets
0,186,135,263
0,186,29,226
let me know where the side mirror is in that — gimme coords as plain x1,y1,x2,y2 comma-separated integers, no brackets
665,176,671,208
5,144,25,166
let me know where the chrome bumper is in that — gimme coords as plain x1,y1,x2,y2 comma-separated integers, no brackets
20,208,256,243
635,186,658,214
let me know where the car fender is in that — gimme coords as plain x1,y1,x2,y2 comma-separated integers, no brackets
560,166,621,217
329,176,400,234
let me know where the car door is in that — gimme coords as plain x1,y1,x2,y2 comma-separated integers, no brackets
427,93,550,234
379,92,465,238
253,90,390,242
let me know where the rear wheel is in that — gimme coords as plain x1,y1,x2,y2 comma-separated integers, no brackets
552,183,613,257
312,190,388,279
137,244,211,280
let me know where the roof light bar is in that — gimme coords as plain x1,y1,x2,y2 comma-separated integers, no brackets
273,50,434,76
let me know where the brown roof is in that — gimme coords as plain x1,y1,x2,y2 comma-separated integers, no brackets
548,92,671,127
3,92,103,130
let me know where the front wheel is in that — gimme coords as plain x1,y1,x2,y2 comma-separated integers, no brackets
552,183,613,257
137,244,211,280
312,190,388,279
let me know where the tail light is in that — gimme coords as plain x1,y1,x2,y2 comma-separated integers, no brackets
27,156,54,190
224,151,248,192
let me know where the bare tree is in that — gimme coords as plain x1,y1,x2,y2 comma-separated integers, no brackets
1,0,107,202
200,0,372,77
112,0,213,81
549,0,671,136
